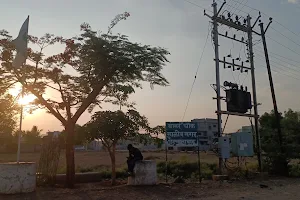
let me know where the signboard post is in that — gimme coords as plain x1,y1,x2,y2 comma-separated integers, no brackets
165,122,199,183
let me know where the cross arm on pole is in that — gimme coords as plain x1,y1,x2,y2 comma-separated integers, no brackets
216,1,226,17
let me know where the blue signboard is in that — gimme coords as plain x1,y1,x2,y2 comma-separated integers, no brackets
165,122,198,147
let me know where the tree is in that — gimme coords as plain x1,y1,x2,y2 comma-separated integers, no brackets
260,109,300,175
60,124,89,146
0,12,170,187
0,94,19,151
23,125,42,145
85,110,150,185
149,125,165,148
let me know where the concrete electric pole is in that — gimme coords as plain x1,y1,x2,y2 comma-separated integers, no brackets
205,0,263,172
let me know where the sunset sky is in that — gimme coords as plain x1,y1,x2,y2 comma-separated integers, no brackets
1,0,300,134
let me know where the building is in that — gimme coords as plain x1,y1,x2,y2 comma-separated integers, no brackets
47,131,61,139
237,126,253,134
191,118,218,151
87,140,102,151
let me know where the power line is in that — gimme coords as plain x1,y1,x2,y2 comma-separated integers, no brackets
256,56,300,81
266,35,300,57
230,0,300,40
254,48,300,73
254,46,300,64
182,24,210,121
256,54,300,77
183,0,212,12
270,26,300,49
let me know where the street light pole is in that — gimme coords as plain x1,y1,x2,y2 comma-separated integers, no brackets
17,86,24,163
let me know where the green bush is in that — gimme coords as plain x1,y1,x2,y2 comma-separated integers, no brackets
157,160,217,180
289,164,300,177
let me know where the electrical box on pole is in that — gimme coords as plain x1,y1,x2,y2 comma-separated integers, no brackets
218,136,230,159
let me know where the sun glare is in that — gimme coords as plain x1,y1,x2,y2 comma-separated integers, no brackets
18,94,36,105
9,85,36,106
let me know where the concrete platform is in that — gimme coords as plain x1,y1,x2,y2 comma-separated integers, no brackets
0,162,36,194
128,160,157,186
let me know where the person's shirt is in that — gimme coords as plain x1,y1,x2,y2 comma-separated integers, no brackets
129,147,143,159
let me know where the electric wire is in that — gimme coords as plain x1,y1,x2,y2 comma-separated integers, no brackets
182,24,210,121
254,47,300,73
256,54,300,77
266,35,300,58
256,56,300,81
183,0,212,12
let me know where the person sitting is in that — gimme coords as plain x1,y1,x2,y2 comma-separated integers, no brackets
127,144,143,175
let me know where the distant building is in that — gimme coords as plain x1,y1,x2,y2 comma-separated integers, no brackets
237,126,253,134
47,131,61,139
87,140,102,151
191,118,218,151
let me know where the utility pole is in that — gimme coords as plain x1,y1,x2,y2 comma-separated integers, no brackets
259,19,284,153
247,15,262,172
212,1,223,174
205,0,262,173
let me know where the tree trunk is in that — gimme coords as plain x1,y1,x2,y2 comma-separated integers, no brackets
65,122,75,188
109,144,117,185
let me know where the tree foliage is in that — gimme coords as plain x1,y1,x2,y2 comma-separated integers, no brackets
85,110,150,185
0,94,19,151
0,12,170,187
260,109,300,175
23,125,42,145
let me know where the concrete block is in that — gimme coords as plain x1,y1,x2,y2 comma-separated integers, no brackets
0,162,36,194
128,160,156,185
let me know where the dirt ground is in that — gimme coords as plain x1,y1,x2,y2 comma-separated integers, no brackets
0,151,221,169
1,178,300,200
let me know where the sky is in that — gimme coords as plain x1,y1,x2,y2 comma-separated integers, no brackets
1,0,300,134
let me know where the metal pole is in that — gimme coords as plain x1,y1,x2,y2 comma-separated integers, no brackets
247,15,262,172
165,131,168,183
197,134,201,183
17,86,24,163
259,22,283,153
212,1,223,174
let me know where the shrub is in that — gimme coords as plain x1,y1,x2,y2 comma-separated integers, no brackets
157,160,217,180
289,164,300,177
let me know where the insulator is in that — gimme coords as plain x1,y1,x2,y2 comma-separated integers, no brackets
225,31,228,36
227,54,231,58
228,12,231,18
241,37,244,42
245,86,248,91
245,69,248,73
228,65,232,68
233,34,236,39
244,19,247,24
236,15,239,21
246,60,249,63
237,67,240,70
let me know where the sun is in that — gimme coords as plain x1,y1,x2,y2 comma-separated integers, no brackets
18,94,36,105
8,85,36,106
